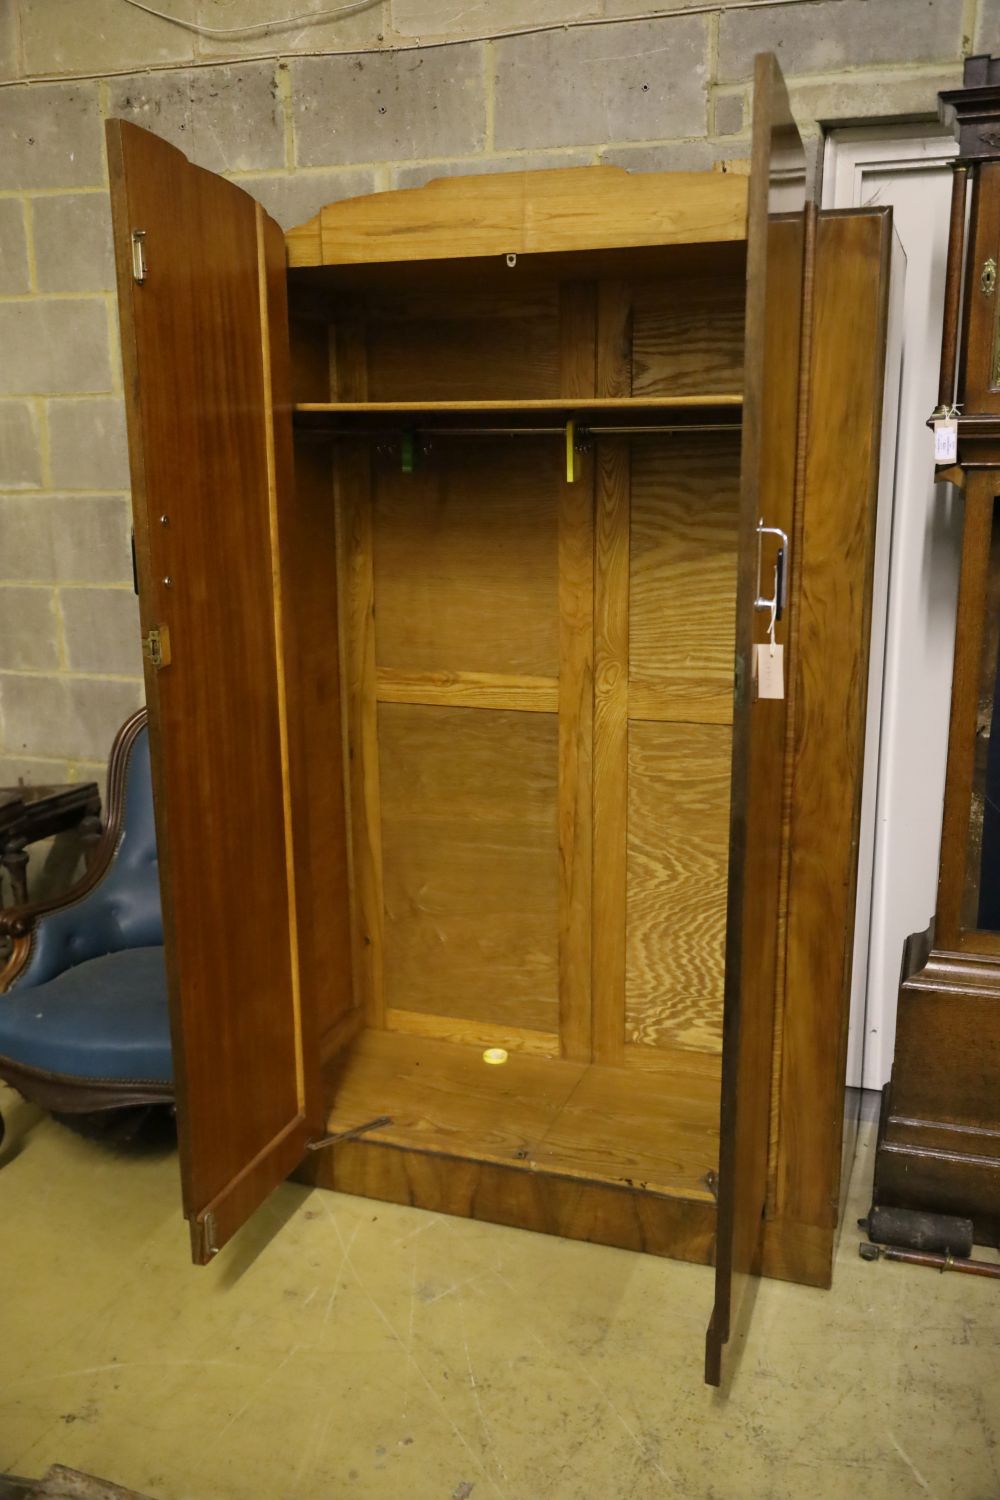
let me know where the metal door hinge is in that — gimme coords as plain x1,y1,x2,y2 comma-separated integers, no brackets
142,624,171,669
194,1209,219,1260
131,229,147,284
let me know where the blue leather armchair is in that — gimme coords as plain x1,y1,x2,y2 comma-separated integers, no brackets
0,709,173,1138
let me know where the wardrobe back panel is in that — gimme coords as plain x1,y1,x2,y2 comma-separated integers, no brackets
626,720,731,1053
629,437,740,724
372,443,560,680
631,275,745,398
362,287,561,402
379,701,560,1031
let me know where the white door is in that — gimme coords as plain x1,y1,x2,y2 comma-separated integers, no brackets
823,127,962,1090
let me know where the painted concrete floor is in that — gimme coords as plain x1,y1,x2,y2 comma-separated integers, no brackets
0,1085,997,1500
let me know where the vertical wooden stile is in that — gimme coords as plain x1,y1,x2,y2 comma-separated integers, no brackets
334,317,386,1030
557,284,597,1062
592,282,633,1064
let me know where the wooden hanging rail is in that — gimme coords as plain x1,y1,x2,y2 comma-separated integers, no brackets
295,395,743,415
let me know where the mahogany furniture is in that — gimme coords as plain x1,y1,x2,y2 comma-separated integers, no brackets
873,55,1000,1245
0,782,101,909
0,709,171,1131
106,52,896,1384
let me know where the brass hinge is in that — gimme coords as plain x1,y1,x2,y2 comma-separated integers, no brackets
131,229,147,284
142,624,171,669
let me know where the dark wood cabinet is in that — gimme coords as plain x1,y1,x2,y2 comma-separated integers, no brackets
874,58,1000,1242
106,53,896,1384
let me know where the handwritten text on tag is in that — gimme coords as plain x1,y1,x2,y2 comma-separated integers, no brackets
754,643,784,700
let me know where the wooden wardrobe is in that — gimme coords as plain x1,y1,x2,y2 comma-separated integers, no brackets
106,54,897,1384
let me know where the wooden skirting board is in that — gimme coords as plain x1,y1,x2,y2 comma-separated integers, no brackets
297,1137,717,1268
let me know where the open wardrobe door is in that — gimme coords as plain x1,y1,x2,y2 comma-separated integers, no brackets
705,55,810,1386
107,119,328,1264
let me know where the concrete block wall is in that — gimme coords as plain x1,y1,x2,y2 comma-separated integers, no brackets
0,0,989,787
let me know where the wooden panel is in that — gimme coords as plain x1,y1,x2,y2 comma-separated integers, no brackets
364,287,560,402
285,166,748,268
774,210,895,1239
629,436,741,721
632,275,745,397
626,721,731,1053
323,1029,581,1164
386,1008,558,1057
596,281,633,399
557,464,594,1060
107,119,320,1262
591,283,633,1065
624,1042,722,1079
760,1218,834,1289
628,682,733,726
277,447,355,1054
288,317,330,404
332,313,368,402
592,442,630,1064
707,53,807,1387
559,281,597,399
314,1028,718,1202
372,442,560,678
287,238,748,293
534,1056,719,1197
379,703,560,1031
376,668,558,713
299,1136,716,1267
557,283,596,1062
335,441,385,1030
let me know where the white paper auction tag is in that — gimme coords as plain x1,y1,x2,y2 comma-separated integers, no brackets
934,418,958,464
754,642,784,700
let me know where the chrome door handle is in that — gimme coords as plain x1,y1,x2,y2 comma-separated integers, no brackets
755,518,788,623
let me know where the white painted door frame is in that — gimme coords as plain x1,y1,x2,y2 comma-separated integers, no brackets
822,126,963,1089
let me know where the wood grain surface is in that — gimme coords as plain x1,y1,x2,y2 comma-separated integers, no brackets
285,165,748,268
378,703,560,1031
628,436,741,726
626,722,731,1053
335,441,386,1030
375,668,559,714
372,442,560,679
774,209,894,1235
107,119,317,1262
632,274,746,397
557,283,596,1062
300,1135,717,1266
363,286,561,402
591,282,633,1065
707,54,806,1387
316,1028,718,1201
